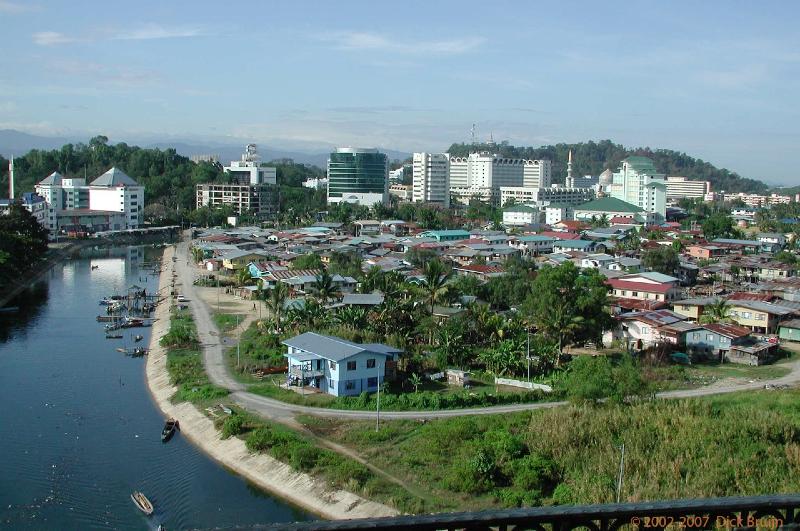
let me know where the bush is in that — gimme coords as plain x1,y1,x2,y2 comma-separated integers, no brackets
222,414,246,439
290,444,321,472
512,454,558,493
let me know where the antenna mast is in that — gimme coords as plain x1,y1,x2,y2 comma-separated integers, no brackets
8,157,14,200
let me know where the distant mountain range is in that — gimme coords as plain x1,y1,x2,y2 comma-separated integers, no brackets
0,129,411,169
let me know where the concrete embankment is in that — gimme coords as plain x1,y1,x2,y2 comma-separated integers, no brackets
145,245,397,521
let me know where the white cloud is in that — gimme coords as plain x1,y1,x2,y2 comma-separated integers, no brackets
115,23,206,41
32,23,207,46
0,0,38,13
321,31,485,55
32,31,77,46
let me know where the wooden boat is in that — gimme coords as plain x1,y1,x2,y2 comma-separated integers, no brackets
161,418,179,442
133,335,144,342
0,306,19,313
99,298,114,305
131,347,149,357
130,491,153,515
116,347,129,354
105,334,123,339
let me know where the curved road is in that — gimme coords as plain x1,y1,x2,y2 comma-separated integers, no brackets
174,238,800,422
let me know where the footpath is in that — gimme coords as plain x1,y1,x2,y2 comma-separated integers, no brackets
144,245,397,520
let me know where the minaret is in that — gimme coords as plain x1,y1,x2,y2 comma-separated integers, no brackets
566,149,573,187
8,156,14,200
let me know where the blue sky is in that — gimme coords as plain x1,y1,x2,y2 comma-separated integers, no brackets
1,0,799,185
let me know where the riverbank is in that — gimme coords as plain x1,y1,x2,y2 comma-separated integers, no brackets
145,245,396,521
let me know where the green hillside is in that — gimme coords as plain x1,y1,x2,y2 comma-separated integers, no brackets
447,139,768,194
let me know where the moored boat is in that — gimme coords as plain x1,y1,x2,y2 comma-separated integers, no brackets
133,335,143,342
116,347,129,354
105,334,123,339
130,491,153,515
161,418,179,442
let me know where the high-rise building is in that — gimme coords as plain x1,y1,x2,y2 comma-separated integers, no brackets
523,159,552,188
608,156,666,221
223,144,276,185
448,152,551,205
197,145,279,219
412,152,449,207
665,176,711,200
327,148,388,207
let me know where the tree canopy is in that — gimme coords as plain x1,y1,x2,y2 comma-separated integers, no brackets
0,203,49,291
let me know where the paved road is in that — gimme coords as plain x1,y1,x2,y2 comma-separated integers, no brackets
174,237,800,422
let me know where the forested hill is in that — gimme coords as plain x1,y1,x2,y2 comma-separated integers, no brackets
0,136,324,214
447,139,768,194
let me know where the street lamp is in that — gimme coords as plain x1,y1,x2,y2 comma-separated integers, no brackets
616,443,626,503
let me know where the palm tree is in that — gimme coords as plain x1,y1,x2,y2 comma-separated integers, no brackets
236,267,252,287
360,266,384,294
421,259,453,314
265,281,289,332
700,299,732,324
311,270,339,303
408,373,422,393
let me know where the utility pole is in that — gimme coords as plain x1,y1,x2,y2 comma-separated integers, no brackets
616,443,625,503
526,330,531,383
217,277,220,313
376,362,382,432
236,314,240,368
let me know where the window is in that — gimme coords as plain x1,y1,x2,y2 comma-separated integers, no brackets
755,313,765,321
706,334,714,342
693,333,700,340
345,381,356,390
347,361,357,371
366,358,376,369
329,361,336,370
367,377,378,388
742,312,751,319
641,326,649,334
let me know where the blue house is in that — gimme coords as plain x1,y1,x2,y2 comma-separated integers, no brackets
283,333,403,396
685,323,751,360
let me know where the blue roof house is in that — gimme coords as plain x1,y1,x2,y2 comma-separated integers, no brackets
283,333,403,396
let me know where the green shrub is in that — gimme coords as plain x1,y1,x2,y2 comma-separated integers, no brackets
222,414,246,439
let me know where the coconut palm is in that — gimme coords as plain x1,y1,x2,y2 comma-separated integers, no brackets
236,267,252,287
360,266,384,294
700,299,732,324
265,281,289,332
421,259,453,314
311,270,339,303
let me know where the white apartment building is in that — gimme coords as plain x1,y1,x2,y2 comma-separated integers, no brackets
34,167,144,231
389,183,413,201
545,204,574,225
523,159,552,188
502,204,540,226
665,176,710,200
722,192,793,207
412,152,450,207
449,152,551,205
499,186,595,207
608,156,667,222
224,144,277,185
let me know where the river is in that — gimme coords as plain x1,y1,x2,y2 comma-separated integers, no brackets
0,245,311,529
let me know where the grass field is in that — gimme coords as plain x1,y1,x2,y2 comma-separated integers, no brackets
299,389,800,512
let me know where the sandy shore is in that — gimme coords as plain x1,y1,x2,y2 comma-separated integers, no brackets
145,245,397,521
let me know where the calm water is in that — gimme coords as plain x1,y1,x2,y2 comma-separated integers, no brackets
0,246,311,530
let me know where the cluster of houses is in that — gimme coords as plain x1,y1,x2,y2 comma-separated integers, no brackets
190,215,799,373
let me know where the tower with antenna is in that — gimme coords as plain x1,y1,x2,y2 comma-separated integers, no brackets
470,123,477,145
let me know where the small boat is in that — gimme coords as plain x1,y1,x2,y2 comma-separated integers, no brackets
130,491,153,515
161,418,179,442
133,335,144,342
116,347,129,354
91,265,99,270
131,347,149,357
106,334,123,339
99,298,114,305
0,306,20,313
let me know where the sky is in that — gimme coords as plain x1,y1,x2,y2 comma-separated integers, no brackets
1,0,799,185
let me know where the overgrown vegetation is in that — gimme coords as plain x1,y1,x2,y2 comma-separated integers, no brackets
0,203,50,292
301,389,800,511
162,307,228,403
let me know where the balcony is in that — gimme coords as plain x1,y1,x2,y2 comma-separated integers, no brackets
258,494,800,530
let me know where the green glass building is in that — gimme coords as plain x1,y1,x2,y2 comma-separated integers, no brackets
327,147,388,207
